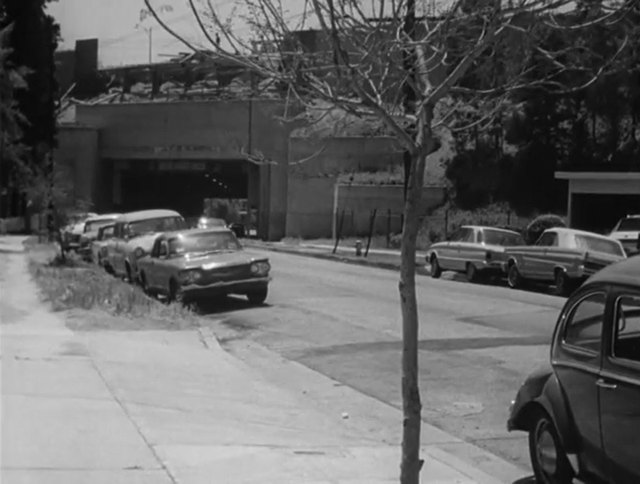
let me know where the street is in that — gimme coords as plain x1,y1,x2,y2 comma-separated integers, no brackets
202,249,566,471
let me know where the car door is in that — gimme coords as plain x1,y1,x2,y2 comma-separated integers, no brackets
553,290,607,479
437,228,462,271
108,223,123,273
155,240,171,294
526,231,557,280
457,228,481,269
599,290,640,484
144,237,162,289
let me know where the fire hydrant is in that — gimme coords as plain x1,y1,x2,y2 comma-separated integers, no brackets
355,240,363,256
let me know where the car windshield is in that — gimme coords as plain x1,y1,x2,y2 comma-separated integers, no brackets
574,234,624,256
616,218,640,232
129,216,186,237
197,217,226,228
482,229,524,246
169,231,241,256
85,219,116,233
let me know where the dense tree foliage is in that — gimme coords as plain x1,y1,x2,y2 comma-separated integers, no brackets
446,1,640,214
0,0,59,217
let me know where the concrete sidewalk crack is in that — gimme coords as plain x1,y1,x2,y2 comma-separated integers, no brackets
88,357,180,484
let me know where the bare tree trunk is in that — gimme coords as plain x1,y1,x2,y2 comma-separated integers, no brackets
399,109,431,484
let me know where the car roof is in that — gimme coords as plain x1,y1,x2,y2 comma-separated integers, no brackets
85,213,121,223
585,255,640,287
162,227,233,239
117,209,182,223
461,225,521,235
545,227,619,242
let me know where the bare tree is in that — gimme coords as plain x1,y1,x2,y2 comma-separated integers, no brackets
143,0,635,482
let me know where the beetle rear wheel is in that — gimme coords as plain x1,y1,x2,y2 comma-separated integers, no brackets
528,408,573,484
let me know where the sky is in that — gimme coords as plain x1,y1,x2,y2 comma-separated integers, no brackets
49,0,452,68
48,0,307,67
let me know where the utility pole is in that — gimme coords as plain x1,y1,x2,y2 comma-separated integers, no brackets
148,27,153,64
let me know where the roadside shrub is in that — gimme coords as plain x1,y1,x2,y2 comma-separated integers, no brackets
27,244,196,328
524,214,567,244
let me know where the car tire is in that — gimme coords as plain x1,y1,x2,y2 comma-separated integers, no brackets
247,287,268,305
430,255,442,279
466,263,479,283
554,270,572,297
507,263,523,289
529,408,574,484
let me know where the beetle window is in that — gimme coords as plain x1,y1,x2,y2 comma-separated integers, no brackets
564,292,606,353
613,295,640,363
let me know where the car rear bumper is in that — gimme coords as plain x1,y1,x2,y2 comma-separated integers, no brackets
182,277,270,301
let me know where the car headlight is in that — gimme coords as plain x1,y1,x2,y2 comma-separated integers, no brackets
250,261,271,276
179,270,203,285
134,247,145,259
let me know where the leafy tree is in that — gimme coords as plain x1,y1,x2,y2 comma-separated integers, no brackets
145,1,635,482
0,0,60,223
0,24,30,202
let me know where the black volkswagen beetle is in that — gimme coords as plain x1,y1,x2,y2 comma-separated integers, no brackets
508,255,640,484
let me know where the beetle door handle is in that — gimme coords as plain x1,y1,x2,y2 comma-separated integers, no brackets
596,378,617,390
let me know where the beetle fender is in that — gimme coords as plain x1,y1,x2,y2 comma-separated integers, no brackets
535,373,579,453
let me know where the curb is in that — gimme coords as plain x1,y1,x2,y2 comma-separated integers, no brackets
243,241,430,276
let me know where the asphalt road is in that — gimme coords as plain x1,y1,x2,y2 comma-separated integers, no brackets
201,249,567,472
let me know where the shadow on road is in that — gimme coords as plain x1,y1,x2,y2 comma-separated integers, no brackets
512,477,535,484
193,295,271,316
440,270,566,299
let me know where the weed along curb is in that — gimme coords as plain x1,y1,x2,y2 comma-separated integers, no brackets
243,241,430,276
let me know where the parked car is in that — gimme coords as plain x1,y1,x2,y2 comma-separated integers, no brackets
137,227,271,304
61,211,98,252
504,228,626,296
426,225,526,282
91,223,116,269
609,214,640,256
77,213,121,261
104,209,187,282
507,255,640,484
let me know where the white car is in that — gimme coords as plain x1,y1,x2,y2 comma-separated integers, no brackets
609,215,640,255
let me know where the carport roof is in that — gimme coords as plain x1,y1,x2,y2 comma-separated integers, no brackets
555,171,640,180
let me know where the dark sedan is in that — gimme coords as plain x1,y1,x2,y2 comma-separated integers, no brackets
507,255,640,484
137,228,270,304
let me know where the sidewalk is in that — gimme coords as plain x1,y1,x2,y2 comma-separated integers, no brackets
243,239,432,275
1,236,525,484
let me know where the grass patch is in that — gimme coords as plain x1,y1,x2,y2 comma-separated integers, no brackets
26,243,197,330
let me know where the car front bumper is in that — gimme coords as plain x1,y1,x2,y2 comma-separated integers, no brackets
181,277,270,301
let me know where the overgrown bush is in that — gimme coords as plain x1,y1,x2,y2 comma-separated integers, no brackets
524,214,567,244
27,244,195,327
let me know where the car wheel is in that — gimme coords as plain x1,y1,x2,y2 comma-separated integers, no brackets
104,262,114,275
507,263,523,289
554,269,572,297
247,287,268,305
430,255,442,279
529,408,573,484
466,263,479,283
168,279,184,304
125,262,134,284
